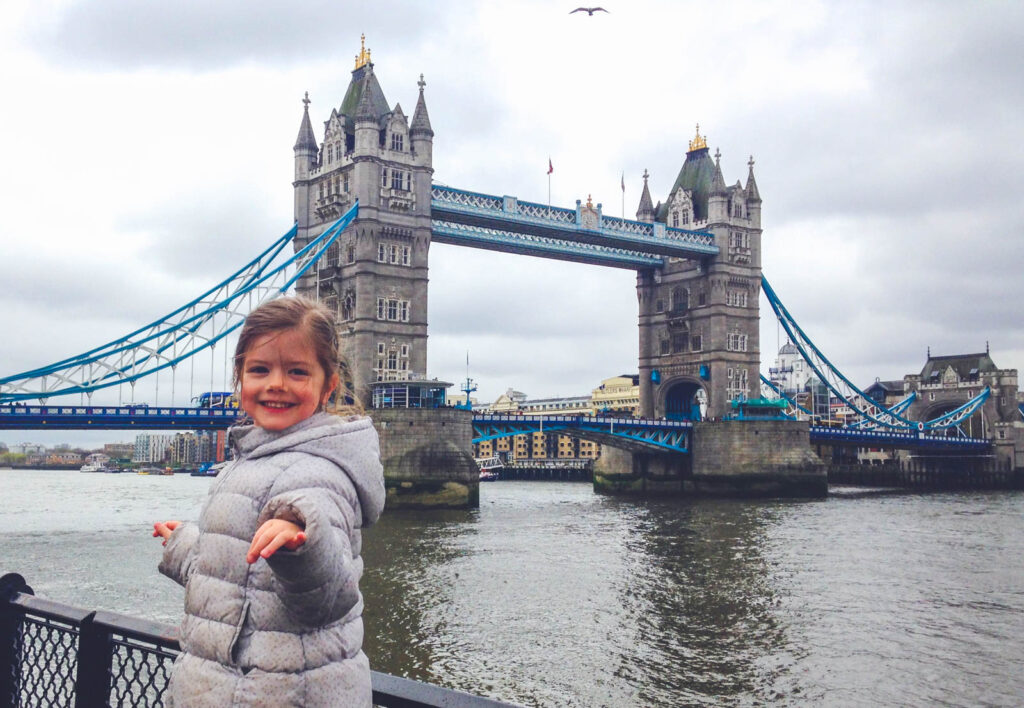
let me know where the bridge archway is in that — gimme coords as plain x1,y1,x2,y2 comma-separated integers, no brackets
662,379,707,421
921,401,985,438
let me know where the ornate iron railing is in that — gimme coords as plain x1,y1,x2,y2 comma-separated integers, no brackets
0,574,517,708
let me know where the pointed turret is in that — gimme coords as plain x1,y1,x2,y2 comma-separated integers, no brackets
294,92,318,153
745,155,761,203
411,74,434,137
710,148,728,196
706,147,729,222
355,71,379,124
294,92,318,181
636,169,655,222
410,74,434,166
744,155,762,228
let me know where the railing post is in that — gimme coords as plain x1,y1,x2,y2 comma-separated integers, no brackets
0,573,33,706
74,612,114,708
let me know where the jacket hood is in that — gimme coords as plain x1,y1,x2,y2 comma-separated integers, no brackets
229,413,385,526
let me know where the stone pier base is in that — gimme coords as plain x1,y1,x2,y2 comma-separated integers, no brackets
594,420,826,498
370,408,479,509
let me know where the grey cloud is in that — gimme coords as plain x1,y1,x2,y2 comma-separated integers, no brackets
30,0,452,71
118,192,282,281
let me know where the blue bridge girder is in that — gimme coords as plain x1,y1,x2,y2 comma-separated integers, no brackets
472,414,692,454
431,185,719,268
0,404,244,431
808,425,991,453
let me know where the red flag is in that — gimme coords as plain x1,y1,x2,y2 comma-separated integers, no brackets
547,157,553,175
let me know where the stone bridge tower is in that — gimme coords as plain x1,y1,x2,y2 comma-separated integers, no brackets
292,37,434,403
636,126,762,421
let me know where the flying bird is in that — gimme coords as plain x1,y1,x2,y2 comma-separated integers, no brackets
570,7,609,15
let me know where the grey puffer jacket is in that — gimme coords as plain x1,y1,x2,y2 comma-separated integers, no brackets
159,413,385,707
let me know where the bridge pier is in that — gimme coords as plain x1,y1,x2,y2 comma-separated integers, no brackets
594,420,826,498
371,408,479,509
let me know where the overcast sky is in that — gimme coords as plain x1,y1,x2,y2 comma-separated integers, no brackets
2,0,1022,448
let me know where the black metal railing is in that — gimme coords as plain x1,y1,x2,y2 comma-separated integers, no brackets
1,574,517,708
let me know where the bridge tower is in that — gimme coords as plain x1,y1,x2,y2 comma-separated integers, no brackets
636,126,762,421
292,37,434,403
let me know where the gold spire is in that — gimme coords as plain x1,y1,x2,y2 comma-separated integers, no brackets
354,34,372,70
688,123,707,152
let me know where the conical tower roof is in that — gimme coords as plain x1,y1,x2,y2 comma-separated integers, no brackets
745,155,761,203
636,169,654,221
293,92,318,152
658,124,716,222
411,74,433,137
709,148,728,196
341,64,391,131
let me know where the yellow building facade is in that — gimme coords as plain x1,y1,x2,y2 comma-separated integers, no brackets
473,375,641,463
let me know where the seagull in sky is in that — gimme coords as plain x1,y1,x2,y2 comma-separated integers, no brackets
570,7,609,16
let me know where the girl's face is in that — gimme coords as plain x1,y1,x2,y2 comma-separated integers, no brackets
239,328,339,432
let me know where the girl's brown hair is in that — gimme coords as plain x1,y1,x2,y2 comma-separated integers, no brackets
232,296,362,416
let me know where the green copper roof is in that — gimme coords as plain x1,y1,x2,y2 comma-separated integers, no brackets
657,147,715,222
339,65,391,132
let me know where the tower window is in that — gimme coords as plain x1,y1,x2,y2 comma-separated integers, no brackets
343,173,350,192
671,287,688,313
382,169,388,188
391,133,404,152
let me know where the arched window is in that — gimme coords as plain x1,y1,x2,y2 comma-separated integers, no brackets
671,286,688,313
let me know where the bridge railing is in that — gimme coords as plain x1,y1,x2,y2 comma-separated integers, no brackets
0,573,517,708
431,185,718,254
0,404,245,431
808,425,990,450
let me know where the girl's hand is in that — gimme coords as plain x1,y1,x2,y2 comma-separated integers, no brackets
152,520,181,546
247,519,306,564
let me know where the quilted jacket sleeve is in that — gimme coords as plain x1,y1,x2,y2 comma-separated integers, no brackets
256,457,361,625
158,522,200,588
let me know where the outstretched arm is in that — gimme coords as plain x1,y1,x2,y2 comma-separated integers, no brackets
155,519,200,587
251,463,362,625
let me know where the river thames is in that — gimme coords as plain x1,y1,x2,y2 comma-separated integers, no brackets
1,469,1022,706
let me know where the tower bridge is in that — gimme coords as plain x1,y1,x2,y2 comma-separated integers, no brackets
2,38,1021,502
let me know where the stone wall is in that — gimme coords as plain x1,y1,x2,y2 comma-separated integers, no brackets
370,407,479,508
692,420,826,497
594,420,826,498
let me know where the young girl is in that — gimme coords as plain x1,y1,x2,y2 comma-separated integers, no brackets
153,296,385,707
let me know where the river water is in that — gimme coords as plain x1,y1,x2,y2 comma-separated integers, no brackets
1,469,1022,707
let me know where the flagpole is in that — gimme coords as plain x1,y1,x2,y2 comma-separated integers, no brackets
547,157,554,217
621,172,625,219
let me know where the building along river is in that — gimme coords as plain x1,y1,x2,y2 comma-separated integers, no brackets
1,469,1022,707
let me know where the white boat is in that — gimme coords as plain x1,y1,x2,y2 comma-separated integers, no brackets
79,463,104,473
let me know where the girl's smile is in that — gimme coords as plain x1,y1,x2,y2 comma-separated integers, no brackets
239,328,338,431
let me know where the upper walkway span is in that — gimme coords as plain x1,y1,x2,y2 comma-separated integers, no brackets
471,414,991,456
431,185,718,269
